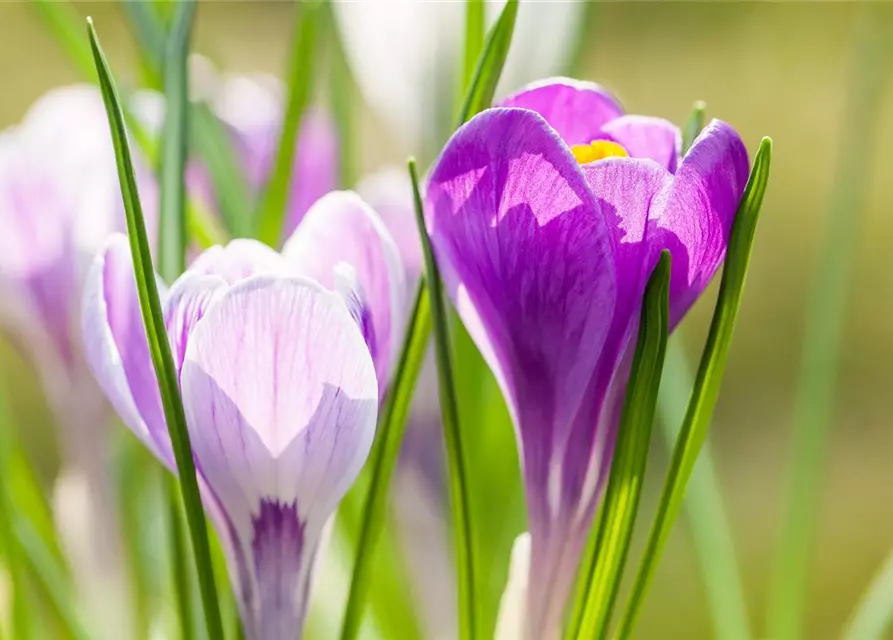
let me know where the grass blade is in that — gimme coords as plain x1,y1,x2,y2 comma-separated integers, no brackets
87,18,223,639
657,102,750,640
615,137,772,638
121,0,165,90
409,159,478,640
457,0,518,125
767,10,890,640
337,4,519,636
157,0,194,282
338,282,433,640
462,0,485,92
256,0,320,247
567,252,672,640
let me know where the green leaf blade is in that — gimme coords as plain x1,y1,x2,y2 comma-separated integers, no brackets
457,0,518,125
616,137,772,638
566,252,671,640
409,159,478,640
87,18,223,640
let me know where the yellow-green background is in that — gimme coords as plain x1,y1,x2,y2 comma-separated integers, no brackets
1,2,892,638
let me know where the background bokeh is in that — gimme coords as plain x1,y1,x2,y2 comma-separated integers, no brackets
0,2,892,638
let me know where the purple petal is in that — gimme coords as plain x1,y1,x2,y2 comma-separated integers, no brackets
600,115,682,174
648,119,750,326
81,234,174,469
497,77,624,146
281,191,405,391
425,106,617,510
188,239,288,285
179,275,377,637
163,272,229,377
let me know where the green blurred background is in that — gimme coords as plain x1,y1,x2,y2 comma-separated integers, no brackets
1,2,892,638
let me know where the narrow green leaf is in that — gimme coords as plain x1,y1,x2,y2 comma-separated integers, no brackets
325,0,358,189
256,0,320,247
167,478,194,640
157,0,194,281
338,4,519,636
660,102,750,640
338,283,432,640
768,10,890,640
566,252,671,640
457,0,519,125
409,159,478,640
681,100,706,155
615,137,772,638
87,18,224,640
122,0,166,90
462,0,486,92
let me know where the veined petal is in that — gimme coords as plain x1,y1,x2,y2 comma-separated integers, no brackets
179,276,378,638
163,272,229,377
188,239,288,285
648,119,749,327
498,78,624,147
600,115,682,174
281,191,406,391
425,106,617,509
81,234,174,470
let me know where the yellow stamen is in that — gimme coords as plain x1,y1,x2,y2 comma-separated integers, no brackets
570,140,629,165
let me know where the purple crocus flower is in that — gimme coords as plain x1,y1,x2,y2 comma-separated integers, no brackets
81,191,403,639
425,78,750,638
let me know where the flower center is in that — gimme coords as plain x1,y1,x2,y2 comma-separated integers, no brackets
570,140,629,165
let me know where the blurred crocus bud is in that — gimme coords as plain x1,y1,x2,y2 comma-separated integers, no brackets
0,84,158,460
135,58,338,243
332,0,585,150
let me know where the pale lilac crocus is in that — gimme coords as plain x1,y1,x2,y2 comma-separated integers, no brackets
0,84,158,639
136,62,337,239
425,78,750,639
82,191,403,639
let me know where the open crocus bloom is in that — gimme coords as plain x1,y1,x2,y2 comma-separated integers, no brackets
425,78,749,639
82,192,403,639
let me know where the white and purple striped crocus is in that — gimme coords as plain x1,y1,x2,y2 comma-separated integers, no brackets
82,192,404,640
425,77,750,639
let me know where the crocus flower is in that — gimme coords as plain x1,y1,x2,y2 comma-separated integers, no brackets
82,191,403,639
0,84,157,640
333,1,585,150
424,78,749,638
136,62,337,239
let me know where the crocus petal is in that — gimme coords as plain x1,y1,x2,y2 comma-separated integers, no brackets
281,191,405,391
648,119,749,326
425,107,617,516
163,272,229,376
188,239,288,285
81,234,174,469
180,276,377,639
600,115,682,174
498,78,624,146
356,167,422,291
495,533,531,640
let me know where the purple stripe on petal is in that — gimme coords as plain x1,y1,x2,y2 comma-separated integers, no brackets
648,119,749,327
498,77,624,146
163,272,228,377
600,115,682,174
